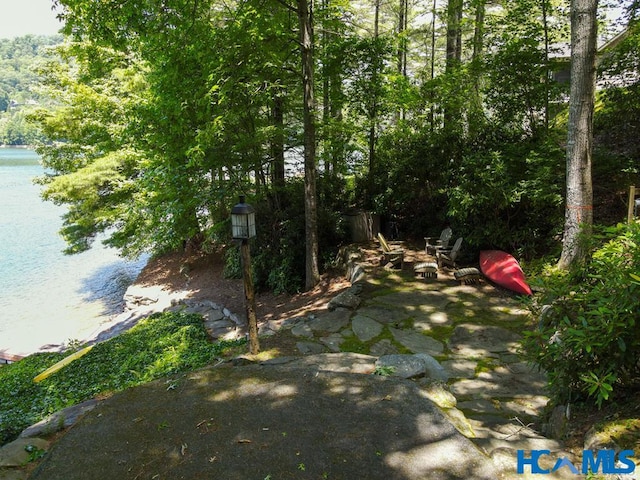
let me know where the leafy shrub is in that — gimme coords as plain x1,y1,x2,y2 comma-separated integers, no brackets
521,223,640,407
223,178,348,294
445,136,565,258
0,312,245,445
370,124,565,258
223,244,242,279
0,352,65,445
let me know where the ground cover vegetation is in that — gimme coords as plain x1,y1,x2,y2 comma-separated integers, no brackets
0,312,246,445
14,0,640,413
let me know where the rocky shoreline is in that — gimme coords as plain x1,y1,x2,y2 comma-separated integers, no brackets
87,248,364,350
1,245,344,363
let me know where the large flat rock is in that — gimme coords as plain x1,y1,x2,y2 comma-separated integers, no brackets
307,307,352,333
448,324,521,357
30,362,499,480
352,314,384,341
389,327,444,355
373,290,451,314
356,304,409,324
450,365,548,399
264,352,377,374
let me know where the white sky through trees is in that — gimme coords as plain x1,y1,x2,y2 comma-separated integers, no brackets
0,0,63,39
0,0,632,41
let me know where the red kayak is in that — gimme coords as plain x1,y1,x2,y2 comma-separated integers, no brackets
480,250,532,296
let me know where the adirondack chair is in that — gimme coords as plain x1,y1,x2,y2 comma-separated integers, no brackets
377,232,404,269
425,227,452,255
436,237,463,269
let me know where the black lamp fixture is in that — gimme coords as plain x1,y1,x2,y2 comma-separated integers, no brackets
231,195,256,240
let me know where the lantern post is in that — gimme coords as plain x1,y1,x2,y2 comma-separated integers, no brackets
231,195,259,354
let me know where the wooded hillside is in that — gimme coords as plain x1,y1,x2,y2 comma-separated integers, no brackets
0,35,63,145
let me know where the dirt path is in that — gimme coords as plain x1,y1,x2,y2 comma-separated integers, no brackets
133,247,352,329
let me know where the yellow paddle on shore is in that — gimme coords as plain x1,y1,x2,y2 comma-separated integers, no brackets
33,345,94,383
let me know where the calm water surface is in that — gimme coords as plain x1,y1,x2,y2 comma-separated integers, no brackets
0,148,147,356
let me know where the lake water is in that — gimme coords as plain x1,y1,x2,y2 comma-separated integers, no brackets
0,148,147,357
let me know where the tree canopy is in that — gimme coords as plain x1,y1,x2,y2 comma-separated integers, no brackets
28,0,639,293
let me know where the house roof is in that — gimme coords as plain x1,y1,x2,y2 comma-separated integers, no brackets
548,27,630,61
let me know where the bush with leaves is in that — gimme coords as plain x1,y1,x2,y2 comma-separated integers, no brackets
369,123,565,259
223,178,348,294
446,135,565,258
366,128,459,240
521,222,640,408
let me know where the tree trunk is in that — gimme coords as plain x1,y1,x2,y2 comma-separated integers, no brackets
542,0,550,130
321,0,331,175
469,0,486,133
429,0,437,130
297,0,320,289
366,0,381,208
330,72,344,174
396,0,408,122
374,0,380,38
397,0,408,78
444,0,463,130
558,0,598,269
471,0,484,63
445,0,463,70
271,91,285,191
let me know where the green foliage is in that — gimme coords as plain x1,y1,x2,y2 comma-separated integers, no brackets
0,312,245,446
252,184,306,294
370,123,565,258
223,244,242,280
30,42,152,256
485,37,561,134
25,0,637,284
446,135,565,257
521,223,640,407
0,35,63,145
593,83,640,178
343,36,396,123
0,111,43,145
590,18,640,223
33,1,306,259
598,17,640,85
0,352,64,445
223,179,348,294
24,443,47,463
482,0,568,135
357,0,571,257
372,365,396,376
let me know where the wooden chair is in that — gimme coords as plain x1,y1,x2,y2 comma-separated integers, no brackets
377,232,404,269
425,227,452,255
436,237,463,269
